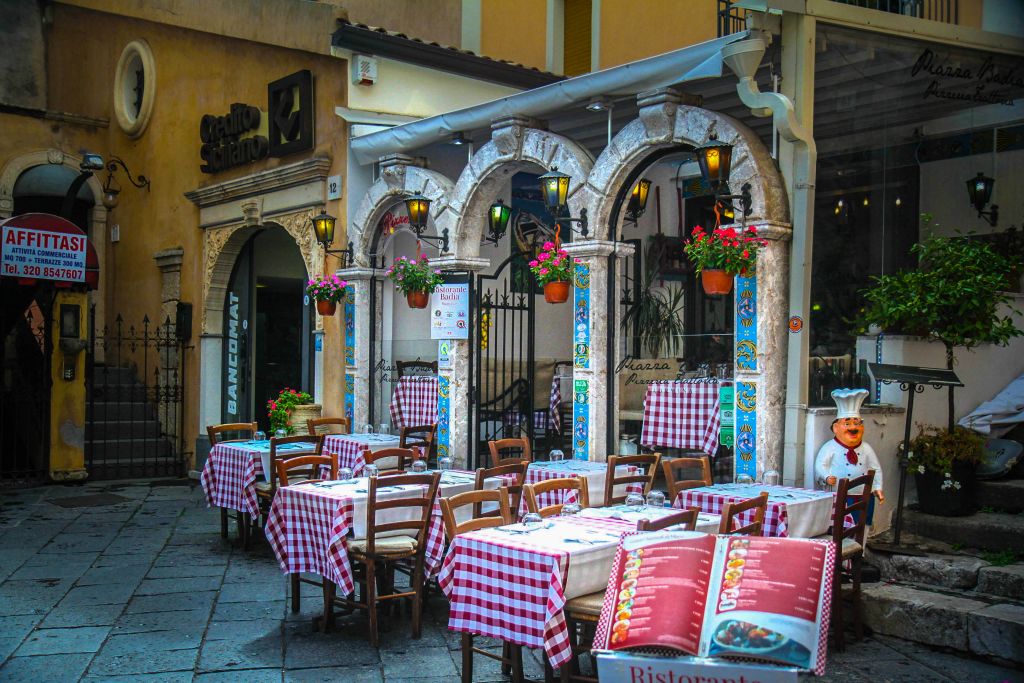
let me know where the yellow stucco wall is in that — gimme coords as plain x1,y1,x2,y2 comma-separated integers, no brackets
598,0,718,70
480,0,549,71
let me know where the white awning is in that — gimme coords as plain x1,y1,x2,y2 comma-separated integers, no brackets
350,31,749,164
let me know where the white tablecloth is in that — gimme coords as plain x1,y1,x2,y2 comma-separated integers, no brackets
682,484,836,538
579,504,721,533
527,460,637,507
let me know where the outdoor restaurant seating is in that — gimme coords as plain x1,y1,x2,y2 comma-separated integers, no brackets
560,591,604,683
821,470,875,651
524,476,590,518
206,421,258,541
254,435,325,546
662,455,713,498
636,506,701,532
602,453,661,505
718,490,769,535
307,416,350,435
488,436,533,467
321,471,441,647
399,423,437,461
274,453,336,486
473,460,528,517
362,445,418,473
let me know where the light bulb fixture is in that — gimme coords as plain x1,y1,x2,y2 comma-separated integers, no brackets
694,136,751,224
310,209,355,266
537,167,588,239
450,132,468,146
624,178,652,225
833,197,851,224
403,192,450,253
862,196,870,207
895,197,902,207
966,172,998,226
100,156,150,211
585,97,611,112
484,199,511,246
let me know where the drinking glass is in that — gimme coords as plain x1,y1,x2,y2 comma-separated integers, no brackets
549,449,565,463
437,455,453,471
735,473,755,485
411,460,428,473
646,490,666,508
254,431,266,443
761,470,781,486
274,429,287,439
560,502,582,517
338,467,353,482
364,464,379,479
362,424,374,435
379,423,390,436
625,493,645,511
522,512,543,529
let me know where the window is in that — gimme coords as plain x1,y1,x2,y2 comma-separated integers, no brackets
113,39,155,138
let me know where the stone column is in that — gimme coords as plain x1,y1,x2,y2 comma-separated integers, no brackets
431,256,489,468
336,267,379,431
561,240,634,462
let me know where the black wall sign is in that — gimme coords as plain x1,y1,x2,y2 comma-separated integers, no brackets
268,70,315,157
911,48,1021,106
199,103,270,174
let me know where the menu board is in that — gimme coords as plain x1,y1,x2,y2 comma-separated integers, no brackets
593,531,834,675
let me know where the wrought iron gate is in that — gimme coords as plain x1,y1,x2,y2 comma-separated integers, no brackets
85,309,186,479
471,255,536,468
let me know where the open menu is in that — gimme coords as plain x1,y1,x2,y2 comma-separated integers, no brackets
593,531,835,676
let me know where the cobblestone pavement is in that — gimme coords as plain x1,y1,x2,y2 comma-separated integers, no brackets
0,481,1020,682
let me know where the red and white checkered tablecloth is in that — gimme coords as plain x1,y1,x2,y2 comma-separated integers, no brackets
438,515,635,669
322,434,402,476
640,380,721,456
200,442,264,517
672,485,848,538
521,461,643,516
550,374,562,434
389,376,438,429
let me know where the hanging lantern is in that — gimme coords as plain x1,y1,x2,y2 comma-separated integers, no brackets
966,172,994,213
404,193,431,231
488,199,511,242
625,178,652,221
311,209,337,247
694,136,734,190
538,168,571,213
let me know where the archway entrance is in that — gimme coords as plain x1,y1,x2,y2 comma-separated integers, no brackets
221,225,312,429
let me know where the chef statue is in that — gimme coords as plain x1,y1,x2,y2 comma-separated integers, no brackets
815,388,885,523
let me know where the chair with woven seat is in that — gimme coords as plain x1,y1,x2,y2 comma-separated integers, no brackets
206,422,258,542
488,437,532,468
820,469,874,652
473,460,528,519
523,477,590,518
718,492,769,535
307,416,349,436
321,471,441,647
603,453,661,506
662,456,713,501
636,507,700,532
362,446,419,474
559,590,605,682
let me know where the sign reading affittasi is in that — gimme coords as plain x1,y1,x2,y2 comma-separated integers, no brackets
2,222,87,282
430,274,469,340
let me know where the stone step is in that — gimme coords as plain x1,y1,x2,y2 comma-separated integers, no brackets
866,551,990,590
89,365,138,384
977,564,1024,600
902,508,1024,553
90,383,150,402
862,583,1024,665
87,437,172,461
976,479,1024,512
85,401,159,422
86,419,163,440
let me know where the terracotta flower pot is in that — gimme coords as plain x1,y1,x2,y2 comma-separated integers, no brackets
316,300,337,316
407,290,429,309
701,269,734,296
544,280,570,304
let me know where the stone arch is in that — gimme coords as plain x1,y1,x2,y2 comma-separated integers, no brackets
349,161,455,265
585,97,789,240
446,122,595,259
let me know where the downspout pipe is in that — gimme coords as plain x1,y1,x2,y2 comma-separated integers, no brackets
722,34,817,486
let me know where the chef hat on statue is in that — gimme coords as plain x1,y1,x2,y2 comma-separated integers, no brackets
831,388,869,419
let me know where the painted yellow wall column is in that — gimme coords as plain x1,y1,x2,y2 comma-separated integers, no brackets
49,290,89,482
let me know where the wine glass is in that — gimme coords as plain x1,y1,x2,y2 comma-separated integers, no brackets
762,470,781,486
560,502,582,517
735,473,755,485
362,424,374,435
254,430,266,443
274,428,287,439
364,464,379,479
338,466,353,482
379,423,390,436
549,449,565,463
625,493,645,512
411,459,428,473
438,455,453,471
646,490,666,509
522,512,543,530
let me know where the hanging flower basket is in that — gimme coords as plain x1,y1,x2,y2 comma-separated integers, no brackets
407,290,429,309
306,275,348,317
700,269,734,296
316,300,337,316
544,281,570,304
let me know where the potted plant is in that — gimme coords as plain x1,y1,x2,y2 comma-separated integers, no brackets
267,387,320,435
528,241,574,303
386,254,444,309
305,275,348,316
682,225,766,295
621,238,686,356
908,426,985,516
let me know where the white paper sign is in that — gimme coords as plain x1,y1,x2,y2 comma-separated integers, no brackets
327,174,342,200
2,224,87,282
430,282,469,340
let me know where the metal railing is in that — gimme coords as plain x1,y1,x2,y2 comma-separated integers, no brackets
718,0,960,36
717,0,747,37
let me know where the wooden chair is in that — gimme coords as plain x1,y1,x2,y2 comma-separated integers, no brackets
636,507,700,532
822,470,874,652
307,416,349,436
523,477,589,518
474,461,528,519
603,453,661,506
662,456,712,501
488,437,532,468
321,472,441,647
362,446,418,474
255,435,324,525
399,424,437,463
718,492,769,536
206,422,258,542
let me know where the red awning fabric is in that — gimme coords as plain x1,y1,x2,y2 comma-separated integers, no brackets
0,213,99,290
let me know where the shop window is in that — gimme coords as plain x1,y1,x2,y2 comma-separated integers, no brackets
113,39,156,138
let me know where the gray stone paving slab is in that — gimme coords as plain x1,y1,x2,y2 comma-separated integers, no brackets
136,576,224,595
14,625,111,655
196,668,284,682
112,607,212,635
212,600,282,622
39,603,126,628
198,635,283,672
81,674,193,683
0,652,93,682
86,647,200,676
381,645,458,679
125,590,219,614
101,629,204,655
146,563,226,579
284,666,382,682
0,579,75,615
60,581,140,606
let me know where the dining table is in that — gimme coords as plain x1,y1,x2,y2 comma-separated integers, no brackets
640,379,722,456
672,483,841,538
263,469,496,598
523,459,645,514
322,433,402,475
199,439,318,518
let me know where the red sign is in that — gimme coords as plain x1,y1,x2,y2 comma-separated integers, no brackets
0,214,98,289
